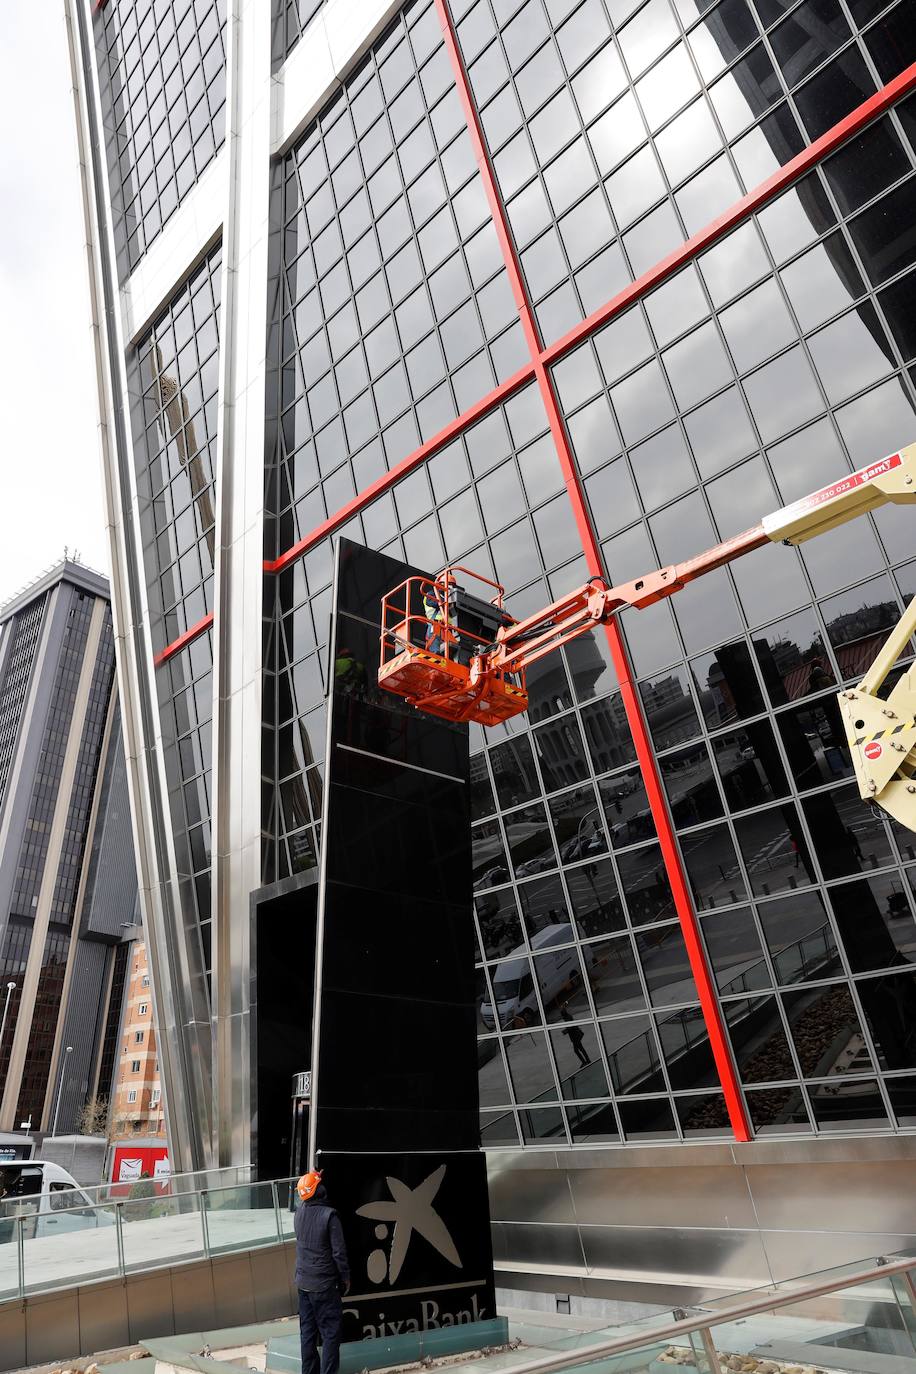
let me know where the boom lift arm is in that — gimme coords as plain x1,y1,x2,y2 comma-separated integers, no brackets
378,444,916,830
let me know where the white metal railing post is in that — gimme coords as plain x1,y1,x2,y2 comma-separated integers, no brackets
199,1187,211,1257
271,1179,283,1242
16,1215,25,1299
114,1201,125,1275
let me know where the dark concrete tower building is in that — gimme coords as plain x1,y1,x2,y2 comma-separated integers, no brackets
0,560,138,1135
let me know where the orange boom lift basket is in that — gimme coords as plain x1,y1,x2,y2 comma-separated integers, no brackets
378,567,528,725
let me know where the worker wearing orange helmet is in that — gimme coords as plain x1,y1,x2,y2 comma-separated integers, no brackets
294,1169,350,1374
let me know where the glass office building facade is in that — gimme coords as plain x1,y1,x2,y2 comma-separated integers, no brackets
72,0,916,1290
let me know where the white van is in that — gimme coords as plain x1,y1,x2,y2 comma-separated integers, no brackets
0,1160,114,1239
480,923,582,1029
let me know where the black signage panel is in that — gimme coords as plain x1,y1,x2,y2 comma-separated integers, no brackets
314,540,494,1332
325,1150,495,1340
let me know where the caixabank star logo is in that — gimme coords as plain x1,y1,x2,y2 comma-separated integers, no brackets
337,1152,496,1340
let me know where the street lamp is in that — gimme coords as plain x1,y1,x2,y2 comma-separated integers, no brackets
0,983,15,1062
52,1045,73,1138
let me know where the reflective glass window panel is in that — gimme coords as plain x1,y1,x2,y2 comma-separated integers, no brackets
681,821,747,911
599,770,656,850
802,785,894,880
617,1097,678,1140
742,345,824,444
503,1029,559,1102
629,423,696,510
566,857,627,938
675,1092,731,1135
848,177,916,288
718,279,796,375
534,941,590,1024
776,695,854,790
734,803,816,896
485,950,542,1030
478,1041,512,1107
579,694,638,773
549,1021,609,1099
768,0,850,87
821,573,900,676
639,667,701,750
756,172,836,264
532,713,591,793
505,802,557,878
549,784,608,865
878,269,916,364
480,1108,520,1144
656,1006,720,1089
472,818,510,890
780,232,866,334
793,47,876,142
753,608,835,707
886,1075,916,1128
517,871,570,944
807,1076,889,1130
518,1105,568,1143
745,1084,811,1133
781,981,872,1078
822,118,911,218
807,302,896,407
660,740,723,828
829,872,916,972
599,1012,664,1095
711,721,789,811
757,888,841,985
856,970,916,1070
617,842,677,926
691,641,765,728
476,886,523,961
702,907,770,996
635,923,700,1007
489,735,541,808
725,994,797,1083
470,756,497,820
588,934,647,1013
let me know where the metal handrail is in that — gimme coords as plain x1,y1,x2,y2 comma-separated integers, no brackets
495,1252,916,1374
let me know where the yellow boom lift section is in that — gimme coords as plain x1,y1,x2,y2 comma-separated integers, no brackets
378,443,916,834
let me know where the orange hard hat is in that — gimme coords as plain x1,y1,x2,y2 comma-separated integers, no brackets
297,1170,322,1200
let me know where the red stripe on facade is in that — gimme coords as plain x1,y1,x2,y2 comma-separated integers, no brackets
264,363,534,575
153,612,214,667
433,0,753,1140
542,59,916,369
271,63,916,577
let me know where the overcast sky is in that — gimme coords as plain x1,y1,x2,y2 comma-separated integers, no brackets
0,2,109,608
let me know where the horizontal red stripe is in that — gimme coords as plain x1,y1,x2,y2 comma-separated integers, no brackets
542,59,916,367
263,363,533,575
271,62,916,577
153,612,214,667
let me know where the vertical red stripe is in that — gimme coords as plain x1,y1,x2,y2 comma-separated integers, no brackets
433,0,752,1140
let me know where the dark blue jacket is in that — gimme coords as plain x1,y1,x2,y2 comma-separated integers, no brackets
294,1184,350,1293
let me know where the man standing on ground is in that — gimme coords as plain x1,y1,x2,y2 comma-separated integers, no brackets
295,1170,350,1374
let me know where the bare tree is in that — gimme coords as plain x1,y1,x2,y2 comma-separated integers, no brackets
77,1095,110,1137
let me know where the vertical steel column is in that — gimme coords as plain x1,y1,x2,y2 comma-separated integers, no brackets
433,0,752,1140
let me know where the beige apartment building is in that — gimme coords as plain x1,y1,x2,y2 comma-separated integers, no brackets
110,941,164,1140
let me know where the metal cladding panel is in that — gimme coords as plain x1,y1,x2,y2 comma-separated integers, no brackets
22,1286,81,1367
579,1223,769,1291
76,1276,131,1357
125,1268,176,1343
745,1158,916,1232
250,1244,296,1321
211,1252,257,1329
0,1302,26,1372
82,709,139,940
485,1168,578,1226
567,1163,758,1231
492,1221,585,1271
169,1258,218,1335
